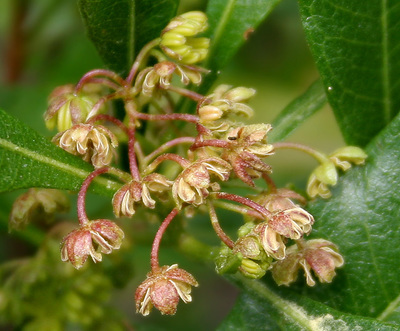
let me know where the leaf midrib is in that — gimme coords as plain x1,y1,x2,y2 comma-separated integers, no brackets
381,0,391,124
0,138,121,192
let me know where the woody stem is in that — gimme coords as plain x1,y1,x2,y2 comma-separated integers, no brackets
150,208,179,271
77,167,110,226
208,201,235,248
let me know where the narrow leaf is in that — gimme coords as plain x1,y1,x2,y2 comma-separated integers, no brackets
0,109,121,196
298,0,400,146
218,276,397,330
269,80,327,143
295,109,400,318
202,0,281,91
78,0,179,76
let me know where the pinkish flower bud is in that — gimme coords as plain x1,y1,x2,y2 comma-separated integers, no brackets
53,124,118,168
61,220,124,269
135,264,198,316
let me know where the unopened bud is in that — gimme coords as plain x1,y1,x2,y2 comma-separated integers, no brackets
330,146,367,171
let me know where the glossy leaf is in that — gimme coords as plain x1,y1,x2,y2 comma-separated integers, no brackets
218,277,398,330
269,80,327,143
0,109,121,196
202,0,282,91
78,0,179,76
298,0,400,146
294,109,400,319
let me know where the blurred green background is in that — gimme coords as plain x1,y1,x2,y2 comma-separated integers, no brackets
0,0,344,329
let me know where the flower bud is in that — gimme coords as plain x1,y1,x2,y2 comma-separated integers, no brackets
307,161,338,199
44,84,96,132
329,146,367,171
135,264,198,316
161,11,210,64
9,188,69,230
214,245,243,275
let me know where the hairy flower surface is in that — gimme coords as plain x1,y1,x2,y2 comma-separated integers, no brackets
172,158,231,208
161,11,210,64
61,220,124,269
271,239,344,286
135,264,198,316
53,124,118,168
113,174,172,217
222,124,274,186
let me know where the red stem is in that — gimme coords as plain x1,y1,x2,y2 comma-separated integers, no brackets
191,139,230,150
208,202,235,248
134,112,199,124
161,85,205,102
215,192,272,219
150,208,179,271
86,114,129,135
146,153,190,174
77,167,110,226
144,137,195,163
128,120,141,181
75,69,125,93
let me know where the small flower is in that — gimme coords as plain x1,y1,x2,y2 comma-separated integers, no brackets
141,61,204,96
329,146,367,171
255,188,307,212
53,124,118,168
232,235,272,279
9,188,70,230
307,161,338,199
271,239,344,286
172,158,231,208
198,85,256,125
253,222,287,260
160,11,210,64
113,174,172,217
61,219,124,269
135,264,198,316
44,84,97,132
222,124,274,186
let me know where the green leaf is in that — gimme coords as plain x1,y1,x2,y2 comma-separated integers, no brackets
202,0,282,91
298,0,400,146
295,109,400,319
218,276,398,330
0,109,121,196
78,0,179,76
269,80,327,143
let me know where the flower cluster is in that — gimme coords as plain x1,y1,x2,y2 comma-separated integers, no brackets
10,10,367,318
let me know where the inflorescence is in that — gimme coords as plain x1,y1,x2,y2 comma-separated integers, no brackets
11,11,367,316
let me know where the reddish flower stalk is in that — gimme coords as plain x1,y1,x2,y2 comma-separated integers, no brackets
144,137,196,165
128,119,141,182
190,139,230,150
150,208,179,271
75,69,126,93
214,192,272,219
86,114,129,135
78,77,121,91
273,142,329,164
126,38,161,86
262,173,277,193
213,201,264,220
87,92,121,119
146,153,191,175
77,167,110,226
208,202,234,248
161,85,204,102
134,112,199,124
